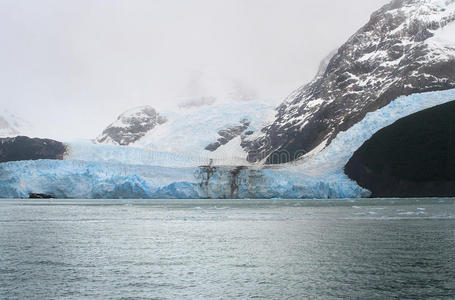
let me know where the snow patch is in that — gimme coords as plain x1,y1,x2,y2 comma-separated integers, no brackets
306,99,324,108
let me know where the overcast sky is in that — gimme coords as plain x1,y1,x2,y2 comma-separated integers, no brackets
0,0,388,140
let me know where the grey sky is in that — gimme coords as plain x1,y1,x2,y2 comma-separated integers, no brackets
0,0,388,140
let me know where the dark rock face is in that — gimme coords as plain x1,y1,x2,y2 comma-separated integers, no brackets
229,166,246,198
195,164,250,199
345,100,455,198
29,193,55,199
246,0,455,164
205,119,251,151
0,136,67,163
96,106,167,146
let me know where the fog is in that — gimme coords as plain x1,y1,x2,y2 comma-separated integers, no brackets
0,0,388,140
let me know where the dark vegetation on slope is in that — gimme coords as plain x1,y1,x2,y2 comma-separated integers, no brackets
345,100,455,198
0,136,67,163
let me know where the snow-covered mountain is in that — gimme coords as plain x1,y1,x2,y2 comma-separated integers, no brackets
0,110,32,137
96,106,167,145
96,100,276,165
246,0,455,164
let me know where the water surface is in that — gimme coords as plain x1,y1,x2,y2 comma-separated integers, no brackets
0,198,454,299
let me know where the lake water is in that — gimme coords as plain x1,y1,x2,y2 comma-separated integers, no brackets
0,198,454,299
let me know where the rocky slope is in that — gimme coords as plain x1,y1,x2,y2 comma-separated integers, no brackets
96,106,167,145
246,0,455,164
345,99,455,197
204,119,251,151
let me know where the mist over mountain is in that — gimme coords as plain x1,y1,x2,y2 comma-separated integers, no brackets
0,0,388,140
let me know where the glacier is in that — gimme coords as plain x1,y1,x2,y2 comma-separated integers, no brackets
67,140,207,168
1,89,454,199
0,159,367,199
133,100,277,162
94,99,277,166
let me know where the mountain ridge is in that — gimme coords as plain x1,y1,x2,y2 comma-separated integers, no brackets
245,0,455,164
96,106,167,146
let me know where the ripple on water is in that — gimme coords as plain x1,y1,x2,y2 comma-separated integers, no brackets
0,198,453,299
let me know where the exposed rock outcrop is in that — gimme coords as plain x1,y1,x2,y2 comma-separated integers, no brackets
96,106,167,145
205,119,251,151
29,193,55,199
0,136,67,163
345,100,455,198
